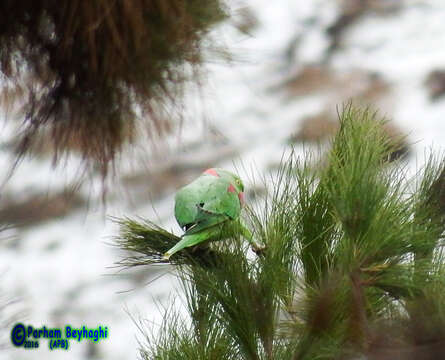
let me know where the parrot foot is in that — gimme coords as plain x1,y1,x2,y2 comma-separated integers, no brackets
162,252,172,261
251,243,267,256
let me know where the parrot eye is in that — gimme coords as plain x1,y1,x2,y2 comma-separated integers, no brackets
236,178,244,191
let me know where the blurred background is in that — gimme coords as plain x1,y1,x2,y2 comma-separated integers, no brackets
2,0,445,358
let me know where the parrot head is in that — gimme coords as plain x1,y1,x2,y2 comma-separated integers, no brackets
203,168,245,206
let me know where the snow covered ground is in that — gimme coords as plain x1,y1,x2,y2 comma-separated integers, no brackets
3,1,445,359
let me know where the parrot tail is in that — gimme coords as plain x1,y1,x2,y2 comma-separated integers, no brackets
163,233,208,260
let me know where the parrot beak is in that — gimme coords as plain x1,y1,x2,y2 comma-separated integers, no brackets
238,192,245,207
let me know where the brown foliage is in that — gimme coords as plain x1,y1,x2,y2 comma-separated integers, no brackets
0,190,85,227
0,0,226,176
425,70,445,101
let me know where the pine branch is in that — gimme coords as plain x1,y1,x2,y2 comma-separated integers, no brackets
114,105,445,360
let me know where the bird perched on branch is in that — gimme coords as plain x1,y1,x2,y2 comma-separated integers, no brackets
163,168,263,259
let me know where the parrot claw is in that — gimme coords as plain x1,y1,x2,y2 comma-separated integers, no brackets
252,243,267,256
162,252,171,261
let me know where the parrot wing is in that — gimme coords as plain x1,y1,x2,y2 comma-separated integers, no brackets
175,175,241,233
184,204,231,235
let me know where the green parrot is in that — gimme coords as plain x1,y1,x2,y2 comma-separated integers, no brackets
163,168,262,259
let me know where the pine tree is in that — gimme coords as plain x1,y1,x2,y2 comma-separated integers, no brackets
0,1,227,176
116,106,445,359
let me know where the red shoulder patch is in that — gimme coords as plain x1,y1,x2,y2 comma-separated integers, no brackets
204,168,219,177
227,183,236,193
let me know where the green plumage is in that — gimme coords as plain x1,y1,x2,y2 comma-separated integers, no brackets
163,168,260,259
